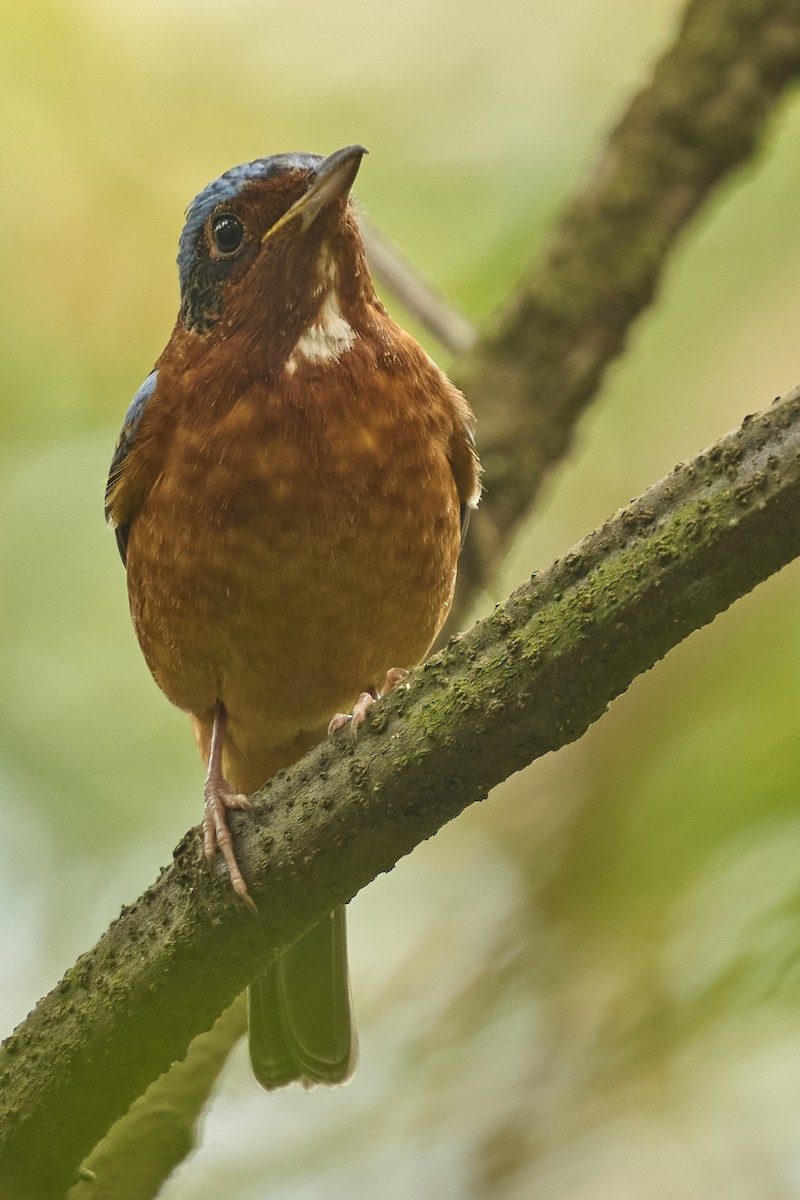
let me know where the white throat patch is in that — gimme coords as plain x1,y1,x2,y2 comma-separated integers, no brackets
285,244,357,375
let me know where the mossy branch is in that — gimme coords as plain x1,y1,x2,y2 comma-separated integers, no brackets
2,385,800,1199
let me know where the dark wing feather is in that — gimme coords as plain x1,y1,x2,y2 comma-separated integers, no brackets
105,370,158,567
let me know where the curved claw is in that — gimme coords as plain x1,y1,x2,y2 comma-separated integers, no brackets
203,700,259,916
327,667,410,741
203,781,258,915
327,711,353,737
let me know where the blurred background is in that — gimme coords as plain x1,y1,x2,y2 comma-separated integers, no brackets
3,0,800,1195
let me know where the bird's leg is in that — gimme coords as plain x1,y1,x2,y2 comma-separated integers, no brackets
328,667,410,738
203,700,258,915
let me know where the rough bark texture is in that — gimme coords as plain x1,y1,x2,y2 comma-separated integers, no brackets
3,386,800,1200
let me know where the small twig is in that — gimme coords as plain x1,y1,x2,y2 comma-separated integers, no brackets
359,218,477,356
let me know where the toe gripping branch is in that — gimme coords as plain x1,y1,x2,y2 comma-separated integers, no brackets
327,667,409,737
203,700,257,915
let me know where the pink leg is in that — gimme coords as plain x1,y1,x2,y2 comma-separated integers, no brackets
328,667,410,737
203,701,258,915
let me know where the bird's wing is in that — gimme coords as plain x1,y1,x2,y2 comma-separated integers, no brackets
105,369,159,567
446,400,481,550
456,422,480,548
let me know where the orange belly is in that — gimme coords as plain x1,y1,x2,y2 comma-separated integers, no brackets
125,376,462,792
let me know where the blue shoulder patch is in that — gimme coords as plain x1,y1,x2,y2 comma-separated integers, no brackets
106,369,158,565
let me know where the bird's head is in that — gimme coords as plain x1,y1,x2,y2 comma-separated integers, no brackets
176,145,372,361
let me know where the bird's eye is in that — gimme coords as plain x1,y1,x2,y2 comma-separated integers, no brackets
210,213,245,255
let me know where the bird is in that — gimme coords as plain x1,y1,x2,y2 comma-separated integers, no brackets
105,144,481,1089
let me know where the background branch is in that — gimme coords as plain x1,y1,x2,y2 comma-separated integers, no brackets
3,385,800,1200
448,0,800,620
66,999,246,1200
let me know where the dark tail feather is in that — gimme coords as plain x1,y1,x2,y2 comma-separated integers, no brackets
248,906,357,1089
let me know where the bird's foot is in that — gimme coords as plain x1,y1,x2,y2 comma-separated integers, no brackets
328,667,409,738
203,777,258,916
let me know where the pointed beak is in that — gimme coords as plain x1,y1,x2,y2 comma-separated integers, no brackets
262,144,368,244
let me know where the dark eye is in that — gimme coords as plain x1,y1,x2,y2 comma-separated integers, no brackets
211,213,245,255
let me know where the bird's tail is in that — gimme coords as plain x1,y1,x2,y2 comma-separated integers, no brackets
248,905,357,1089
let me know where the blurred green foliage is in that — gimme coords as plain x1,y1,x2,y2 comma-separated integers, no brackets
3,0,800,1195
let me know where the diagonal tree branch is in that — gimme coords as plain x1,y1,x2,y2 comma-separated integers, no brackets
450,0,800,619
3,384,800,1200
